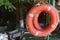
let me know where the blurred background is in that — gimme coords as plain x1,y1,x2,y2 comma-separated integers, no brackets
0,0,60,40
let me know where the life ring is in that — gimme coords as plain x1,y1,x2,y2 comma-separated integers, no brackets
25,3,59,37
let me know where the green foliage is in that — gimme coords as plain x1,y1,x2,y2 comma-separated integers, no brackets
0,0,16,10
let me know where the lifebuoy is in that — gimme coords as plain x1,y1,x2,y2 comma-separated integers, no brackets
25,3,59,37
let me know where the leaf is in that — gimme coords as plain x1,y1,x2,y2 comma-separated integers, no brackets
0,0,16,10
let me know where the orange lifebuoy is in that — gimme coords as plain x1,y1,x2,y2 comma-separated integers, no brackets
25,3,59,37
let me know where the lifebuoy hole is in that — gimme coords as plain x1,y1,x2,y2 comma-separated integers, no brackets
38,11,50,28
